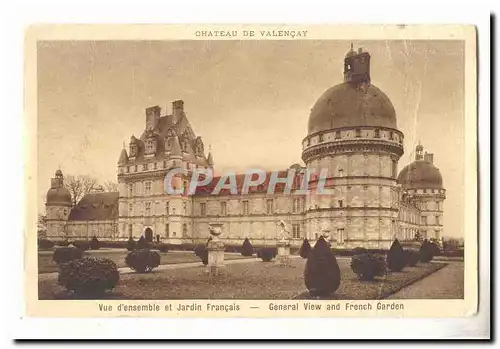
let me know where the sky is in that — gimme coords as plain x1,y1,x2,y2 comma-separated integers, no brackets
37,40,465,238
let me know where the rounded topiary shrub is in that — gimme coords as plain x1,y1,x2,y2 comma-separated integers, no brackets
125,248,161,273
58,256,119,297
258,247,277,262
157,243,169,253
352,247,368,255
38,238,54,250
404,249,420,267
194,244,208,265
89,236,100,250
386,239,406,272
72,241,90,251
53,247,84,265
304,236,341,298
350,253,386,281
136,235,149,250
126,237,136,251
241,238,254,257
299,238,311,259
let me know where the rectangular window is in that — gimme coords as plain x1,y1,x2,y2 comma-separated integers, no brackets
200,203,206,216
154,162,157,170
292,198,298,213
129,184,133,197
134,165,138,172
318,133,324,142
335,131,341,139
242,200,249,215
127,166,130,173
182,223,188,237
266,199,274,214
338,200,343,208
165,223,169,238
221,202,227,216
145,202,151,216
163,160,167,168
183,202,187,215
392,160,397,179
128,224,133,238
165,201,169,215
355,129,361,137
144,181,152,195
292,224,301,239
337,228,345,244
435,215,440,225
143,164,148,171
128,203,133,216
374,129,380,138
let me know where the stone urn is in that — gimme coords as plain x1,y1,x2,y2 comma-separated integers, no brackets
206,223,225,275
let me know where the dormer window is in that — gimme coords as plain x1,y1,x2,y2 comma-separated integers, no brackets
335,131,341,139
374,129,380,138
355,129,361,138
318,133,324,142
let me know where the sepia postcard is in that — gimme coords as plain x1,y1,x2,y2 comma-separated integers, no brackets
24,24,478,318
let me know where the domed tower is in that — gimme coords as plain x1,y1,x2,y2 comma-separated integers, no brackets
45,169,72,240
302,45,404,249
397,144,446,240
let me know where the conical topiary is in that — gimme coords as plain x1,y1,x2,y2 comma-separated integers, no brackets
90,236,100,250
241,238,254,257
304,236,341,298
136,235,149,250
386,238,406,272
419,239,439,263
299,238,311,259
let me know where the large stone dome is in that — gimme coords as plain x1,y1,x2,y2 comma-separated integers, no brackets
308,82,397,135
46,187,72,205
46,169,72,206
397,160,443,189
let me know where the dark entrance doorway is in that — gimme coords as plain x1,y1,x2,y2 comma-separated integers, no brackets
144,228,153,243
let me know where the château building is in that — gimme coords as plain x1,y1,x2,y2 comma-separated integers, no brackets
44,45,446,248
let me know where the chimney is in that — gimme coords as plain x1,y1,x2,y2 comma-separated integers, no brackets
424,152,434,163
145,105,161,130
172,100,184,124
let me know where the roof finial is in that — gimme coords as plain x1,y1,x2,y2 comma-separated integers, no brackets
350,42,354,51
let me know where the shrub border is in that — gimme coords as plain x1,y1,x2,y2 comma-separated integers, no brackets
293,262,448,300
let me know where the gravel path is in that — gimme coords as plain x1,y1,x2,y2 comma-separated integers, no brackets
387,262,464,299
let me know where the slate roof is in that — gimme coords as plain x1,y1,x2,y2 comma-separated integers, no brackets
194,171,306,196
68,192,119,221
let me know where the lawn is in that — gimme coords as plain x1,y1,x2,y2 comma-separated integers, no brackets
38,257,446,300
38,249,252,274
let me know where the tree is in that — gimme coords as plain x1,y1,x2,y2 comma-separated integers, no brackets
37,214,47,238
64,174,100,206
387,239,406,272
304,236,341,297
103,180,119,192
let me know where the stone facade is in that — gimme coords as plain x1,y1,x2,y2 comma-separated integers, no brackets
44,46,445,247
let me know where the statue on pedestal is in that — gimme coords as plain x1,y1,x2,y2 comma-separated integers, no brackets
277,220,291,242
